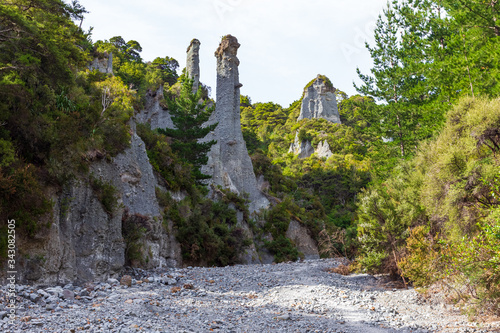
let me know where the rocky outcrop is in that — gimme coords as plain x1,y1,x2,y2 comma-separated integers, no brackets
89,52,113,74
135,87,175,130
288,132,315,159
315,140,333,159
93,129,181,270
201,35,269,213
298,75,340,123
15,181,125,285
10,38,325,285
96,131,161,218
285,220,320,260
14,124,182,285
289,132,334,160
135,38,201,129
186,39,201,92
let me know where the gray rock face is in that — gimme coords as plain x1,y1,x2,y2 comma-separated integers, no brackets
298,75,340,123
285,220,320,260
315,140,333,159
88,52,113,74
14,181,126,285
201,35,269,213
289,134,333,160
186,39,201,92
135,87,175,130
13,123,182,285
288,132,314,159
95,130,161,217
93,128,181,270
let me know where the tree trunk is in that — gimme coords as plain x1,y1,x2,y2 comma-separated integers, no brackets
396,114,405,157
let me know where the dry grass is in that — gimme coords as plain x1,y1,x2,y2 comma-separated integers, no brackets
170,286,181,293
327,263,352,276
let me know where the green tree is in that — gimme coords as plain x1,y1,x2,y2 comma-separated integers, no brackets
158,79,217,181
355,2,444,159
356,162,426,274
439,0,500,97
108,36,143,62
150,56,179,86
94,36,146,89
0,0,90,239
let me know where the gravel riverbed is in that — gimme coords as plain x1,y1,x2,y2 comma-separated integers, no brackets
1,258,498,332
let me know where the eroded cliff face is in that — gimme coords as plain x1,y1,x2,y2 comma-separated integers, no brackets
315,140,333,159
201,35,269,213
15,183,125,285
298,75,341,123
135,87,175,130
92,128,181,270
288,132,315,159
14,124,182,285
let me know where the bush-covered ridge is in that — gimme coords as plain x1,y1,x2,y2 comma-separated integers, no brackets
356,98,500,315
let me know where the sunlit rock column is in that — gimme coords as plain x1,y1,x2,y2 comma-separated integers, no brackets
201,35,269,213
186,39,201,93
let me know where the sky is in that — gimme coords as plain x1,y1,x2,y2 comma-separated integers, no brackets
80,0,388,107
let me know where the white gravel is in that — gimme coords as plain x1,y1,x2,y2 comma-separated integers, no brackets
1,258,498,332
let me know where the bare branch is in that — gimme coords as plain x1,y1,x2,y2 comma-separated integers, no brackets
101,87,112,116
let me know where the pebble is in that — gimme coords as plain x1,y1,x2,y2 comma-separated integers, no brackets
62,290,74,300
0,259,498,333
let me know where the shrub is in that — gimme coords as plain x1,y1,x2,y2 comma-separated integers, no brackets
122,209,151,266
90,174,118,215
172,198,251,266
136,123,195,194
356,162,426,274
398,226,442,287
265,235,299,263
356,97,500,315
0,164,53,237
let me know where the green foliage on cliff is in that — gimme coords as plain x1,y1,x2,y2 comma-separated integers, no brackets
350,0,500,315
138,108,251,267
303,75,334,93
0,1,181,254
0,0,91,238
93,36,179,104
89,174,119,215
240,87,378,258
159,79,217,181
137,123,196,194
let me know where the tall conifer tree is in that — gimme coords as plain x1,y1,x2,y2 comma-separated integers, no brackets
355,1,447,159
158,80,217,182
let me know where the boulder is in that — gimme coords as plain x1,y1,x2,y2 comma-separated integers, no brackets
315,140,333,159
298,75,341,123
288,131,315,159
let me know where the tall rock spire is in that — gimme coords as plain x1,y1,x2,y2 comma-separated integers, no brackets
186,39,201,92
201,35,269,213
298,75,341,123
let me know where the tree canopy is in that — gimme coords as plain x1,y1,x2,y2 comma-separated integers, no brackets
158,79,217,182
